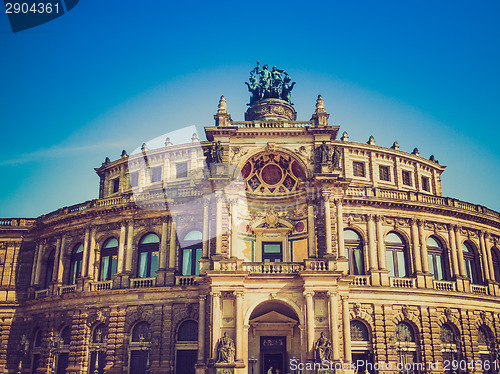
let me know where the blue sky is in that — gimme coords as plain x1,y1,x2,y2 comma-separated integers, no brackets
1,0,499,217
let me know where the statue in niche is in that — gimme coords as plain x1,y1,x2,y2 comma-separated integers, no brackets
314,332,333,362
332,146,342,169
212,141,224,163
318,141,330,164
216,332,235,364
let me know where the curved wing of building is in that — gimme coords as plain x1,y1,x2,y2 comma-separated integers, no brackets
1,78,499,374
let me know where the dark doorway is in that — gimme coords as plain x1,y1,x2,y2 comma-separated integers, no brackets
262,243,283,262
176,350,197,374
56,353,69,374
352,351,374,374
130,350,149,374
261,336,286,374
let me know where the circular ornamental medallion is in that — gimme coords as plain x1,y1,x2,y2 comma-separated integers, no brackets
261,164,282,185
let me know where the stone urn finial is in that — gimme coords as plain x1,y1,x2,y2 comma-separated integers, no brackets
218,95,227,113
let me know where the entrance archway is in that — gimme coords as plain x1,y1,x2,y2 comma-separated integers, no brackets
247,300,301,374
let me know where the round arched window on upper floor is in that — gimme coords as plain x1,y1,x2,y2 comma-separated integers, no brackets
100,237,118,281
181,231,203,276
138,233,159,278
344,229,365,275
462,241,482,285
69,243,84,285
385,232,409,278
427,236,448,281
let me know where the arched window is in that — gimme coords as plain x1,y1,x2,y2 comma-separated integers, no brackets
176,320,198,374
491,248,500,283
181,231,203,276
137,234,159,278
130,322,151,374
385,232,408,278
396,322,419,371
100,238,118,281
69,243,84,284
462,241,482,285
350,320,374,374
32,329,42,374
44,250,55,289
441,323,460,373
89,324,106,374
56,326,71,374
427,236,447,280
344,229,365,275
350,320,369,341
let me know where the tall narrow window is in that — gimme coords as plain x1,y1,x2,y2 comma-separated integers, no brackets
441,324,460,373
129,171,139,188
427,236,447,280
112,178,120,193
69,243,84,285
491,248,500,283
176,320,198,374
100,238,118,281
385,232,408,278
353,161,365,177
462,242,482,285
130,322,151,374
56,326,71,374
344,229,365,275
176,162,188,178
44,250,55,289
421,176,430,192
396,322,419,372
32,329,42,374
379,165,391,181
137,233,159,278
402,170,412,186
89,324,106,374
181,231,203,276
151,166,162,183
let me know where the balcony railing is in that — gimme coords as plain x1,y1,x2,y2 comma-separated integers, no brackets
351,275,370,286
175,276,200,286
390,277,416,288
130,277,156,288
242,262,305,274
59,284,77,295
433,280,456,292
34,289,49,299
90,280,113,291
471,284,488,295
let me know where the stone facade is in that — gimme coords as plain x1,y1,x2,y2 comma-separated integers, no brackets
0,94,500,374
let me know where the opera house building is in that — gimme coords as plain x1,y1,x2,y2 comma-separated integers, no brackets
1,67,499,374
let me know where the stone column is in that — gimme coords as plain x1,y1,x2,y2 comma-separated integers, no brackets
447,224,459,277
88,226,97,279
418,220,429,273
324,193,333,256
30,242,39,286
230,199,239,258
34,241,44,287
202,198,210,258
304,291,315,359
211,292,221,359
52,236,61,282
235,291,244,362
342,295,351,362
485,234,495,282
367,215,377,270
335,198,344,259
328,291,340,361
169,218,177,269
479,232,491,281
82,227,91,277
197,295,206,363
410,220,422,273
117,222,127,274
125,220,134,272
159,218,169,270
308,201,316,258
375,215,386,270
455,226,466,277
57,234,66,283
215,192,223,255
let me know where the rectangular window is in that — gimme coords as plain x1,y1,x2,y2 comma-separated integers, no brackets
379,165,390,181
402,170,412,186
176,162,188,178
387,253,395,277
112,178,120,193
397,251,407,277
129,171,139,188
353,161,365,177
421,176,430,191
262,242,283,262
151,166,162,183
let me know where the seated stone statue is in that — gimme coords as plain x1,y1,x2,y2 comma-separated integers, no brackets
314,332,333,362
216,332,235,364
